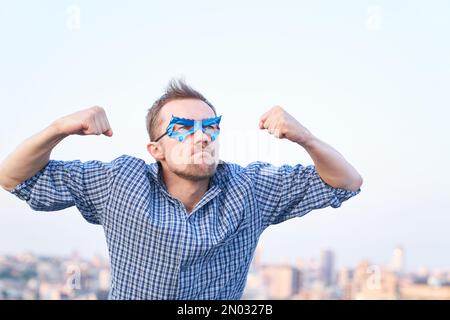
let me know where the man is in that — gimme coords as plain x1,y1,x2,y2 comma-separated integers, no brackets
0,79,363,299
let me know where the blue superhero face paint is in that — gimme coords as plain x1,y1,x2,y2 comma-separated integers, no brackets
154,115,222,142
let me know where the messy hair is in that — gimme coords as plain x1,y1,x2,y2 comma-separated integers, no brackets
146,79,217,141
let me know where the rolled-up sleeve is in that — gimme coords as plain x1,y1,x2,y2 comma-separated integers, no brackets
9,156,126,225
245,161,361,228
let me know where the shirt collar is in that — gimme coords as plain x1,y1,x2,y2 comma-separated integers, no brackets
147,161,226,215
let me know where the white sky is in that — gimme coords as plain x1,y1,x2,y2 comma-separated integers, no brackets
0,1,449,271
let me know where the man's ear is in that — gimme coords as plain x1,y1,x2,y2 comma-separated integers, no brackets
147,142,165,162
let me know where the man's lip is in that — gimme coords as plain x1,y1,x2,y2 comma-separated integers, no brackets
192,153,212,158
192,150,212,156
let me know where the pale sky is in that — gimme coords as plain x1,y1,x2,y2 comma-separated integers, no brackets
0,0,449,272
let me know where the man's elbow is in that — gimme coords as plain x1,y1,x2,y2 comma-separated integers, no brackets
0,182,15,192
347,174,363,192
0,173,18,192
321,171,363,192
330,174,363,192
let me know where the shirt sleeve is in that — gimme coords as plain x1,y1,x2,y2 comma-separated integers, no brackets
244,161,361,228
9,155,127,225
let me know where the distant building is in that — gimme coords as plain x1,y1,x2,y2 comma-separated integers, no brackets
391,246,405,275
401,283,450,300
320,250,335,287
338,268,353,300
260,264,302,299
352,260,400,299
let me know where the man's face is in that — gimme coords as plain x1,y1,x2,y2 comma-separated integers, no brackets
152,99,220,181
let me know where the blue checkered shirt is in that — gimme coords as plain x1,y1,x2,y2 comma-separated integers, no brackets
10,154,360,299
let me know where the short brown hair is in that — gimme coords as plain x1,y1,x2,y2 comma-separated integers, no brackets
146,79,217,141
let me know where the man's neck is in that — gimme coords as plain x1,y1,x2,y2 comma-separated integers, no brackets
160,166,210,215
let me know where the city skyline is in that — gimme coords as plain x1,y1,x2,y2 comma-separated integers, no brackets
1,245,448,300
0,243,443,275
244,245,450,300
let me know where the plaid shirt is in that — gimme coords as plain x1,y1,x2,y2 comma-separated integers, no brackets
10,154,360,299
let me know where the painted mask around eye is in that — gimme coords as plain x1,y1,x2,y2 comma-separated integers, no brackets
165,115,222,142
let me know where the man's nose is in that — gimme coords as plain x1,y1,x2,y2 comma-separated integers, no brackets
193,128,210,145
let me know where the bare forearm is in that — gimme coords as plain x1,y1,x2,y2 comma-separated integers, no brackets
0,122,68,191
301,135,363,191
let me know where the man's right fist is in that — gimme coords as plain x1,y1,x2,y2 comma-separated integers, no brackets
52,106,113,137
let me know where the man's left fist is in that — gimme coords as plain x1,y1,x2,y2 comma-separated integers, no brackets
259,106,313,146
